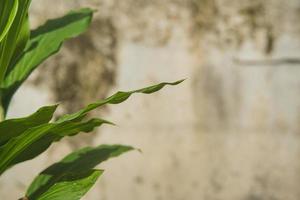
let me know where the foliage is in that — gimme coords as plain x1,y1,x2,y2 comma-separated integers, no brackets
0,1,182,199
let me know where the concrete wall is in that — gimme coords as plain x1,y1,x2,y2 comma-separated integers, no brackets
1,0,300,199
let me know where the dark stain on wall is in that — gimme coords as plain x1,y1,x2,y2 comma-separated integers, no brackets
189,0,277,54
239,1,276,54
32,17,118,148
52,18,117,114
189,0,219,38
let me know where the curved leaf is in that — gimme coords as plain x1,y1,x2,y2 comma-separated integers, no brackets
36,170,102,200
58,80,184,123
1,8,94,113
27,145,133,199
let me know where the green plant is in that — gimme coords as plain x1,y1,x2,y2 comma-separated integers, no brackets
0,1,182,200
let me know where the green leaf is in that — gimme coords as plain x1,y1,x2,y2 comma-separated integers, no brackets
0,0,31,85
58,80,184,123
0,118,112,175
11,118,113,167
27,145,133,199
0,80,182,175
0,0,18,42
10,13,30,67
0,104,58,146
1,8,94,113
35,169,102,200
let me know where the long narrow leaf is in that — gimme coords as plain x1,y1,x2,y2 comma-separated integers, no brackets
58,80,184,123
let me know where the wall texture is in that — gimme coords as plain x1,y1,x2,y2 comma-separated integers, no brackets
1,0,300,200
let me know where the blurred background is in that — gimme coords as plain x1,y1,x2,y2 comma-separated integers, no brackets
1,0,300,199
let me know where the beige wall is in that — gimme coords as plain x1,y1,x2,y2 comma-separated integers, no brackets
1,0,300,199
